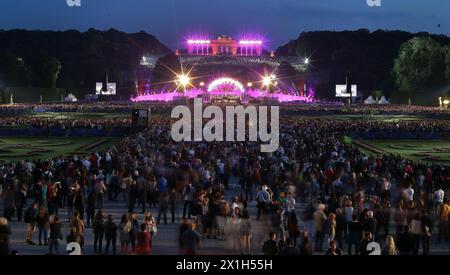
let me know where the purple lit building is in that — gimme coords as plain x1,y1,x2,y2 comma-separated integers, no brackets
187,35,262,56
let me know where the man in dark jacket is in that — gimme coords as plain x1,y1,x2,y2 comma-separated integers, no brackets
24,202,38,245
105,215,118,255
14,188,27,221
397,229,416,255
359,231,374,255
280,238,298,255
262,232,279,255
48,216,63,255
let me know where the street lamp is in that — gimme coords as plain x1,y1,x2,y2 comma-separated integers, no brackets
304,58,310,65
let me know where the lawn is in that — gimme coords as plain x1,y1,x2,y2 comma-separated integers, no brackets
0,137,119,162
28,112,130,120
295,114,435,122
354,140,450,165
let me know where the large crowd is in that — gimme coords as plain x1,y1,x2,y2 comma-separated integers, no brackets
0,104,449,256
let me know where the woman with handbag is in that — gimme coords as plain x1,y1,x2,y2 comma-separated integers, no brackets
143,211,157,248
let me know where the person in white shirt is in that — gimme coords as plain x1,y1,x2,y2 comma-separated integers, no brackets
343,200,354,237
286,193,296,213
433,187,445,206
404,185,414,202
182,183,196,219
82,158,91,169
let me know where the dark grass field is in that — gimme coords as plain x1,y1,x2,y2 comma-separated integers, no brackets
355,140,450,165
0,137,119,162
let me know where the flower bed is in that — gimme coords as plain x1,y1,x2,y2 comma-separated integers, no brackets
76,139,108,152
354,141,385,155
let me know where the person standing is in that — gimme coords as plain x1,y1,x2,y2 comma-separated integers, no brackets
438,198,449,243
182,183,195,219
359,231,374,256
36,205,49,246
48,215,63,255
240,210,252,255
325,240,343,255
119,214,131,254
421,210,432,255
262,232,279,255
395,201,408,236
136,223,151,255
287,212,299,246
105,214,118,255
256,185,270,220
230,207,242,252
143,211,157,249
343,200,354,237
128,178,138,213
347,214,362,255
86,191,96,228
14,187,27,222
313,204,327,252
169,188,177,224
180,222,201,255
70,210,85,250
93,209,106,254
2,184,15,221
157,192,169,225
324,213,336,245
0,217,12,255
281,238,299,255
129,212,139,252
409,213,422,255
156,174,169,201
381,235,399,255
397,228,416,255
24,202,38,245
298,231,313,255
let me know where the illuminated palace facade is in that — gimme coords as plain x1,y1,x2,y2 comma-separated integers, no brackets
187,35,263,56
134,34,313,104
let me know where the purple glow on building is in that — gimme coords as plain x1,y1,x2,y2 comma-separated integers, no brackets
238,40,262,45
187,40,211,44
186,34,264,56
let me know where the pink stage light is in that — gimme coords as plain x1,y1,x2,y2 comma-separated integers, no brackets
207,77,245,93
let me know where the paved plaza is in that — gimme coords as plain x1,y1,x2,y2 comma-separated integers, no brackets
2,182,449,255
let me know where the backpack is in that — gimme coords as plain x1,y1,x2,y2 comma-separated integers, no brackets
93,220,105,233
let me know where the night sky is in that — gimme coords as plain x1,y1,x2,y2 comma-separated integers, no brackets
0,0,449,50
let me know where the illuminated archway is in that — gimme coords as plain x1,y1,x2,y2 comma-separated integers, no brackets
207,77,245,93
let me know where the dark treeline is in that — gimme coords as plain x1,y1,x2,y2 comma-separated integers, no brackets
277,29,450,98
1,28,450,101
0,28,171,96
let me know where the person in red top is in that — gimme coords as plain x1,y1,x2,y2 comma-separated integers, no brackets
136,223,151,255
404,164,413,175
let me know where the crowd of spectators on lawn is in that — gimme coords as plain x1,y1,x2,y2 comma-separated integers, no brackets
0,113,449,255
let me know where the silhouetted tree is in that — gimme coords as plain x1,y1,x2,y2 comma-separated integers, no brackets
393,37,446,92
